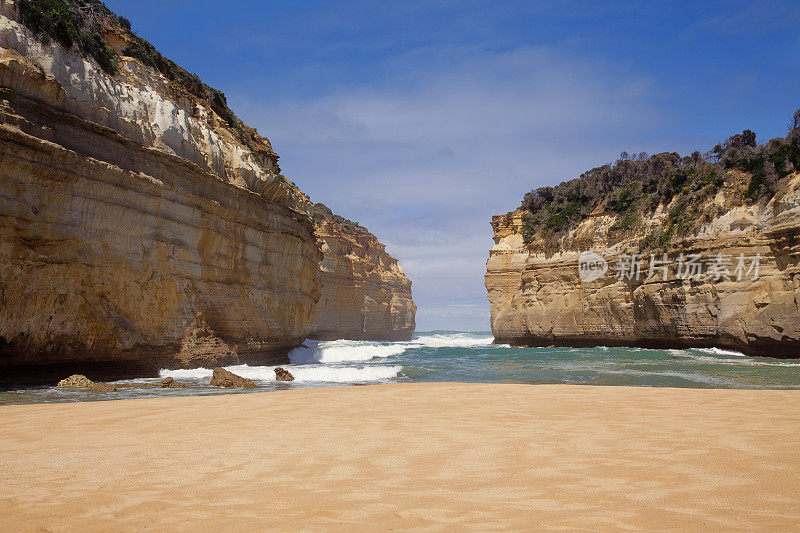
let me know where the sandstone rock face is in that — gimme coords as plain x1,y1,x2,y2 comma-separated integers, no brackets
0,6,322,381
486,174,800,357
310,208,416,341
210,367,257,388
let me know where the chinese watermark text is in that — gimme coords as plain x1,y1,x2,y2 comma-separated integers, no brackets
578,252,761,283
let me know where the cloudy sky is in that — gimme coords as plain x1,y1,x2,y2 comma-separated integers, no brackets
108,0,800,331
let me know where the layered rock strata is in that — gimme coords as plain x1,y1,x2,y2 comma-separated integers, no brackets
310,205,416,341
486,174,800,357
0,5,322,381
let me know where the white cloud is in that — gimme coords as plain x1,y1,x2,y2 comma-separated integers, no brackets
231,44,665,331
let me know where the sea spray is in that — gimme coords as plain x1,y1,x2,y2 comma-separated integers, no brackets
288,339,408,364
695,347,747,357
410,333,497,348
286,333,501,365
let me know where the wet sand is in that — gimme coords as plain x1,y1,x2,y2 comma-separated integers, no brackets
1,383,799,530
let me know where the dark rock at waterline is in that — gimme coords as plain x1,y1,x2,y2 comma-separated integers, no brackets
210,367,258,388
56,374,116,392
159,377,186,388
57,374,94,388
274,367,294,381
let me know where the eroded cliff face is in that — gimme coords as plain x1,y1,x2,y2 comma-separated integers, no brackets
0,4,322,380
486,173,800,357
310,209,415,341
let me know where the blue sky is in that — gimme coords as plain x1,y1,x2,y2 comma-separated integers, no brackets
107,0,800,331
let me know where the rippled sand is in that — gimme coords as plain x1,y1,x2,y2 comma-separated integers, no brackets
1,383,799,530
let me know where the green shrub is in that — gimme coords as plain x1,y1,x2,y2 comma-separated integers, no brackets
609,181,641,213
640,226,673,250
519,110,800,246
674,213,695,237
17,0,118,74
745,173,766,202
522,217,538,244
542,199,588,236
610,211,637,232
17,0,253,145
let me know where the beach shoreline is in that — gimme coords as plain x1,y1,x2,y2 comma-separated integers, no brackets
2,382,799,530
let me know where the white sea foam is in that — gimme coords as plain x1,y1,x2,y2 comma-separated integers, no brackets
669,349,800,367
593,367,738,387
287,333,499,365
159,367,212,380
288,339,407,364
695,347,747,357
160,364,402,383
158,333,500,386
289,365,402,382
411,333,496,348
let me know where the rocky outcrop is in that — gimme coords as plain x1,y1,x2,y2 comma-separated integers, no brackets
88,381,116,392
310,205,416,341
159,377,186,388
210,367,257,388
486,173,800,358
57,374,116,391
274,367,294,381
56,374,95,388
0,3,322,382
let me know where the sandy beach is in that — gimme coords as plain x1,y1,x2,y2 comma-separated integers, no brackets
1,383,799,530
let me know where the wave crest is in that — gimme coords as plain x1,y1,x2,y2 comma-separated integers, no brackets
411,333,496,348
160,364,402,383
289,339,408,364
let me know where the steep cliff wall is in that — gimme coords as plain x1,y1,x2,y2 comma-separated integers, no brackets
310,205,416,341
487,155,800,357
0,3,322,380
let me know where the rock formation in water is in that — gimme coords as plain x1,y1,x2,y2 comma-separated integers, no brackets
274,367,294,381
56,374,116,391
209,367,257,388
487,125,800,357
310,204,416,341
158,376,185,388
0,1,414,382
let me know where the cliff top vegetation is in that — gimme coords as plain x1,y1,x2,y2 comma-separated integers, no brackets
15,0,276,164
519,110,800,247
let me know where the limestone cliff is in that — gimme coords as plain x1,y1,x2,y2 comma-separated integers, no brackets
310,204,416,341
0,1,322,380
487,139,800,357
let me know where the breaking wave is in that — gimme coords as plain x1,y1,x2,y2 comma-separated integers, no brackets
159,332,500,387
288,339,407,364
695,347,747,357
411,332,497,348
13,331,800,405
160,364,402,383
287,332,499,365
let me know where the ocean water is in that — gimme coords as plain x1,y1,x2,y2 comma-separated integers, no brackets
3,331,800,404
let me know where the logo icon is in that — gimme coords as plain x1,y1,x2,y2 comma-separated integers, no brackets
578,251,607,282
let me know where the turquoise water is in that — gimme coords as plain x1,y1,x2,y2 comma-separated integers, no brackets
3,331,800,404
